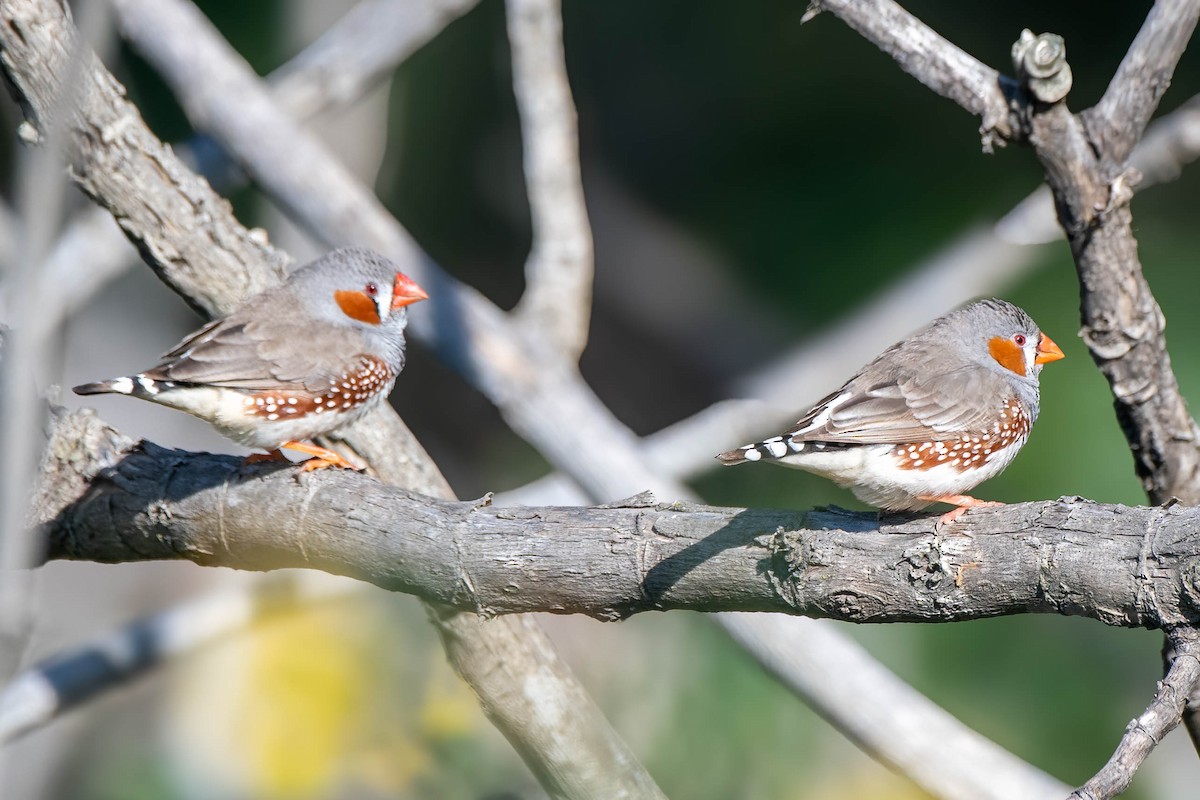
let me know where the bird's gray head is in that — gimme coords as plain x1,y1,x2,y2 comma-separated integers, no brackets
934,298,1063,388
289,246,428,339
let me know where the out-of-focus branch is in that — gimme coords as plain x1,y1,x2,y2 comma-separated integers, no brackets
0,0,117,697
1070,628,1200,800
807,0,1019,151
0,571,353,745
1086,0,1200,164
506,0,594,359
0,202,16,273
719,614,1070,799
268,0,480,120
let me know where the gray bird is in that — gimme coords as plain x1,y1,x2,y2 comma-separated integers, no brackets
74,246,428,470
717,299,1064,523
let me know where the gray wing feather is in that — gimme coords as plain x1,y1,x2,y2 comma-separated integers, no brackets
791,364,1009,444
145,313,361,393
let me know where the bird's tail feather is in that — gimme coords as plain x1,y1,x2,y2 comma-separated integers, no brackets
73,376,137,396
717,436,791,464
718,435,853,465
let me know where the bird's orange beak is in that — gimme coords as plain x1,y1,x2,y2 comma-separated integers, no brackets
1035,333,1065,364
391,272,429,310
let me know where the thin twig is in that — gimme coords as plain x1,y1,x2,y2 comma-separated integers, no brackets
1163,634,1200,760
1071,628,1200,799
811,0,1019,150
506,0,594,358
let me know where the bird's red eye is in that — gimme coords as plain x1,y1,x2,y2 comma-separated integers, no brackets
364,282,379,297
1013,334,1027,346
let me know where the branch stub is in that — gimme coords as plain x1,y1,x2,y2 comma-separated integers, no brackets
1012,29,1073,104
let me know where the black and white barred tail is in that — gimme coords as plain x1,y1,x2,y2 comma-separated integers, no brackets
716,435,852,465
73,374,179,398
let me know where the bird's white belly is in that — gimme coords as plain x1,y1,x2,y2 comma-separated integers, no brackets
773,437,1028,511
153,383,392,451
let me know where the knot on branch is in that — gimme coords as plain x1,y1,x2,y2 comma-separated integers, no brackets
765,526,807,610
1012,29,1073,104
901,539,953,590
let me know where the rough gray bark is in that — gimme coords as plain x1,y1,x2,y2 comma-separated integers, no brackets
39,410,1200,632
1020,5,1200,505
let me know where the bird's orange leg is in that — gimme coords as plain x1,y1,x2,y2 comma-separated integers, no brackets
917,494,1005,526
280,441,361,472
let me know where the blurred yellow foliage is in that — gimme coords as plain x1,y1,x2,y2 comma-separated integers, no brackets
168,586,436,799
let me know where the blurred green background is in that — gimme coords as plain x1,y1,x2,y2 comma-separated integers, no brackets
22,0,1200,798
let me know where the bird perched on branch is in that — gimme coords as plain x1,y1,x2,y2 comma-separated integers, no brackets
717,299,1064,523
74,246,428,471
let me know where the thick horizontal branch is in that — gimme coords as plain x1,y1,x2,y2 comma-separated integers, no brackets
41,412,1200,630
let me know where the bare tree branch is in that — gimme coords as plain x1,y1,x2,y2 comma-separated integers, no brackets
268,0,480,120
719,614,1071,800
1086,0,1200,164
1010,30,1200,504
0,572,353,745
809,0,1019,150
1070,628,1200,800
37,412,1200,632
1162,633,1200,763
507,0,594,358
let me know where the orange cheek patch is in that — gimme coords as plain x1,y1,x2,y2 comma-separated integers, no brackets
334,290,381,325
988,337,1026,376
